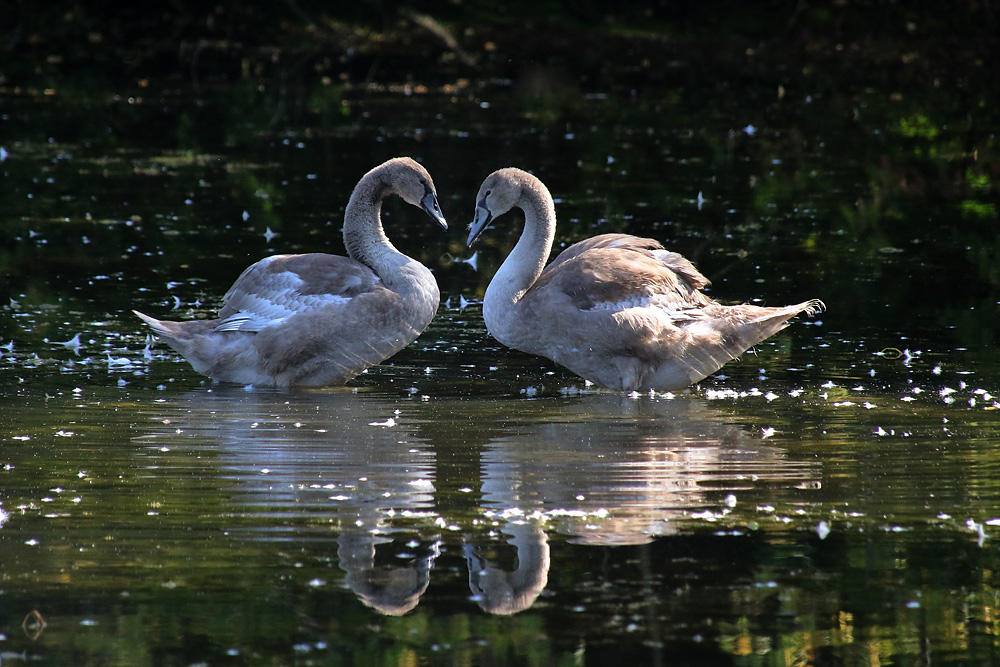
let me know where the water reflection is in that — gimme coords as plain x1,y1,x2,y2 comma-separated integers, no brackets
137,387,441,615
464,523,549,615
136,388,820,615
476,396,816,546
338,528,440,616
464,395,821,614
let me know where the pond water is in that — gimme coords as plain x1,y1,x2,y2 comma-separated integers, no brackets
2,8,1000,665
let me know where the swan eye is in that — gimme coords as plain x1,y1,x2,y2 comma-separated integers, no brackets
485,189,492,196
419,178,427,185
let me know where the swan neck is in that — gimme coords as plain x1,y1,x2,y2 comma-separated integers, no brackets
343,173,403,277
491,183,556,304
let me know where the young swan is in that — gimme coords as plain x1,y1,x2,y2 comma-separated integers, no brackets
467,167,824,392
135,157,447,387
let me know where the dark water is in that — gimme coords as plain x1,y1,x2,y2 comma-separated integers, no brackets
2,8,1000,665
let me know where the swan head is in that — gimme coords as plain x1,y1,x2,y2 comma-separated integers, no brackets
467,168,529,246
383,157,448,230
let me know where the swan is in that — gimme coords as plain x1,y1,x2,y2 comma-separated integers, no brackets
135,157,447,387
467,167,824,392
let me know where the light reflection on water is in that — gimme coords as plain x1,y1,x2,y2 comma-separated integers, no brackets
4,354,999,659
474,396,819,546
113,385,825,616
3,285,1000,663
2,19,1000,660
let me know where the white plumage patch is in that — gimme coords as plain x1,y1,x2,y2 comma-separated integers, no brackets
216,268,352,333
587,293,700,315
679,319,719,336
586,295,652,312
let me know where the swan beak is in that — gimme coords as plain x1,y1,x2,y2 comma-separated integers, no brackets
420,191,448,230
467,204,492,246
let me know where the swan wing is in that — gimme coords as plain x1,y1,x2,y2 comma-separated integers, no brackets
534,236,713,314
215,254,378,333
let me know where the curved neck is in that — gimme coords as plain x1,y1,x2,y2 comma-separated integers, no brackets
343,172,406,278
486,179,556,306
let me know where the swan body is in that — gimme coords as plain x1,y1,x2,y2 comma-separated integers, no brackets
135,157,447,387
467,167,824,392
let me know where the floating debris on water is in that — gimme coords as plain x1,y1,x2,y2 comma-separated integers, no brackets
51,333,83,354
816,521,831,539
106,353,135,370
454,250,478,271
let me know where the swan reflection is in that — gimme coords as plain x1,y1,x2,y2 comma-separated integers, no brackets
136,388,819,616
477,395,817,546
464,521,549,615
339,532,440,616
138,387,441,616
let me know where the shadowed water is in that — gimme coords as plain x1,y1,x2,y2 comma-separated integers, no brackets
2,5,1000,665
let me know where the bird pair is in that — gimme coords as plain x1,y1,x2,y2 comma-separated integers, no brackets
136,158,824,392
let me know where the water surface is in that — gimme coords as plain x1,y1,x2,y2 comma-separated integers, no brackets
2,7,1000,665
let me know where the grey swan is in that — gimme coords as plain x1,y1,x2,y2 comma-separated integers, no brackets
466,167,824,392
135,157,447,387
